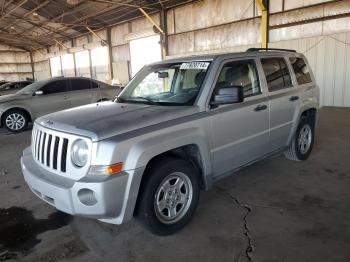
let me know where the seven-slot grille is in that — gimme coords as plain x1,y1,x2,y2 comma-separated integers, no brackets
32,126,69,173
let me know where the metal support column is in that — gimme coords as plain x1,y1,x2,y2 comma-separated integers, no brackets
72,39,77,76
256,0,269,49
106,27,114,81
88,49,93,79
160,8,168,58
29,51,35,80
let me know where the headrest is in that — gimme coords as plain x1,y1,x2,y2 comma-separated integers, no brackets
194,71,206,87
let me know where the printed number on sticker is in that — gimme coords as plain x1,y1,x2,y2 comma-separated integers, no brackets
180,62,210,70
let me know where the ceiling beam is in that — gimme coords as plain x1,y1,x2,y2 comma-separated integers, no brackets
3,0,52,30
0,0,29,22
41,0,161,40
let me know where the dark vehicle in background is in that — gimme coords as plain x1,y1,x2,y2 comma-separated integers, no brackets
0,81,33,96
0,77,121,132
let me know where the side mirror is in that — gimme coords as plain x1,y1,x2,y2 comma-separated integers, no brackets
34,90,43,96
210,85,244,106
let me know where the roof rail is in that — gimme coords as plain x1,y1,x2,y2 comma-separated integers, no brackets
246,48,296,53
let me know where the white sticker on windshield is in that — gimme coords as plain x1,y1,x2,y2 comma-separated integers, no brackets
180,62,210,70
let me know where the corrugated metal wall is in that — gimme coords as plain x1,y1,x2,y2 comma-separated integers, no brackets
271,33,350,107
0,44,33,81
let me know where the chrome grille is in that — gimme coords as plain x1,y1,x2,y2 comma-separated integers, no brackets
32,126,69,173
31,123,92,180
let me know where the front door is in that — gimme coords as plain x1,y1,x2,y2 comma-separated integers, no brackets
30,79,71,118
209,59,270,177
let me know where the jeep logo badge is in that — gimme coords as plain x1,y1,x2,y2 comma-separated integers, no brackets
46,120,53,125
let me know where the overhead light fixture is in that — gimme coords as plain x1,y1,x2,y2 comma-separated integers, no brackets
66,0,84,5
32,12,40,20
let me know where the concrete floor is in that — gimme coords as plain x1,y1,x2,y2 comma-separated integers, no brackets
0,107,349,262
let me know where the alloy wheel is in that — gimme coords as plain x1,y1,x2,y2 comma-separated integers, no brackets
154,172,193,224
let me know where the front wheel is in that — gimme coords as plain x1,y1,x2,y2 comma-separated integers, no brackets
3,109,29,133
284,117,315,161
135,157,200,235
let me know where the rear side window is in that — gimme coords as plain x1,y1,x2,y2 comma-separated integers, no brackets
70,79,92,91
91,81,98,89
261,57,293,92
41,80,68,95
215,60,261,98
289,57,312,85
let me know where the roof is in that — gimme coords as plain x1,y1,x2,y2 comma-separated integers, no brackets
0,0,194,51
152,49,302,65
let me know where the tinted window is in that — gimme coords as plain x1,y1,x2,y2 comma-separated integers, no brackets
19,82,30,88
41,80,68,95
70,79,92,91
261,58,293,92
91,81,98,89
289,57,312,85
215,60,261,98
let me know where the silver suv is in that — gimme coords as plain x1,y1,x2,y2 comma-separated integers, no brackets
21,49,319,235
0,77,119,132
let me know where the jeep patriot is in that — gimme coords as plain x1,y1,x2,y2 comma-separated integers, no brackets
21,48,319,235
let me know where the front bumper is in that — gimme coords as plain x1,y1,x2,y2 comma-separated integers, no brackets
21,147,144,224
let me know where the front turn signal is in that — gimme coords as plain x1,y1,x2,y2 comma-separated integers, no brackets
88,163,124,176
106,163,124,175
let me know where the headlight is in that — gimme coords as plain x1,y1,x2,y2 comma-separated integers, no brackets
71,139,89,167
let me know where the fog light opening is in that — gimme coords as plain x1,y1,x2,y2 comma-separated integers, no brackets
77,189,98,206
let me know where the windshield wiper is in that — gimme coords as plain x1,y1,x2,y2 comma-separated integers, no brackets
127,96,161,106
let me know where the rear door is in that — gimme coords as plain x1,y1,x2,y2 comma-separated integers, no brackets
209,58,270,177
259,57,300,151
30,79,70,117
69,78,94,107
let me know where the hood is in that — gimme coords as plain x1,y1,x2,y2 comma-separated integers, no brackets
36,101,200,141
0,93,28,103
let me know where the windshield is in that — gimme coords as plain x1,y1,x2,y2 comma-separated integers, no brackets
118,61,210,106
17,81,46,95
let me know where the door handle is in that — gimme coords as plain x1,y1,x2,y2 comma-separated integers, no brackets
254,105,267,112
289,96,299,101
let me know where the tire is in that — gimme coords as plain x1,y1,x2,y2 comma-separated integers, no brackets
3,109,29,133
135,156,200,236
284,117,315,161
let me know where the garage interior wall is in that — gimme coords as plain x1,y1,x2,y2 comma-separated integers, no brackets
28,0,350,107
0,44,33,81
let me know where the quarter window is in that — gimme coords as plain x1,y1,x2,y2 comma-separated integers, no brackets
261,58,293,92
214,60,261,98
41,80,68,95
289,57,312,85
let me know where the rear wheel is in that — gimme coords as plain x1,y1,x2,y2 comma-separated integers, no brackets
135,157,200,235
3,109,29,133
284,117,314,161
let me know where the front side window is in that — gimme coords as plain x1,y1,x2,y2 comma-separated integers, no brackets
289,57,312,85
261,57,293,92
214,60,261,98
118,61,210,106
41,80,68,95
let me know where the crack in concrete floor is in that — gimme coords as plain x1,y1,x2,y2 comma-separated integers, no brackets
215,187,254,262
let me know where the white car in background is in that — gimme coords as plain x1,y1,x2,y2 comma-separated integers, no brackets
0,77,121,132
